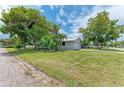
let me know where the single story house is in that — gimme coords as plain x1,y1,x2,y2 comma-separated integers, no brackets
60,37,81,50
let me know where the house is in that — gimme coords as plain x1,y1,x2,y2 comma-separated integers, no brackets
61,37,81,50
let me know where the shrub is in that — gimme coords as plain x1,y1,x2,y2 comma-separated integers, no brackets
14,43,22,50
40,35,56,50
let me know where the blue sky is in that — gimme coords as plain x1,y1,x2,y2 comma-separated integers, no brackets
0,5,124,41
41,6,94,34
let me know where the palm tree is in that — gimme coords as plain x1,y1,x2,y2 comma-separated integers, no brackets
52,24,61,51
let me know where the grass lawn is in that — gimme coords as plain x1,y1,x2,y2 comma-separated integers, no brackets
6,48,124,86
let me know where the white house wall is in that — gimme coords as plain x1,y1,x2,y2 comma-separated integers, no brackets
61,40,81,50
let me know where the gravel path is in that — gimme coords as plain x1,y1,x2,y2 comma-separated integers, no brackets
0,48,63,87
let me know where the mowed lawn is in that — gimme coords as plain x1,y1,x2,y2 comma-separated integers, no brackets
6,48,124,86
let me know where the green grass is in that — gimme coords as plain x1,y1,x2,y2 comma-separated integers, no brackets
6,48,124,86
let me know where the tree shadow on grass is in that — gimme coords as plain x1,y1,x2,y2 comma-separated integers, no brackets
3,48,67,57
0,49,32,57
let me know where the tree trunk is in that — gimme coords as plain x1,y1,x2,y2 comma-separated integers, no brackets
55,47,58,51
23,43,26,49
55,45,58,51
33,42,37,49
96,43,101,49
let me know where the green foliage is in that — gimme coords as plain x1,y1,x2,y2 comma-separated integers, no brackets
40,35,56,50
80,11,122,48
1,6,47,49
109,41,124,47
0,37,16,48
40,33,66,50
79,28,90,47
14,42,22,50
0,6,65,50
47,23,66,51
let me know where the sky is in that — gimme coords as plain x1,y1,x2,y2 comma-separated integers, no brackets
0,5,124,41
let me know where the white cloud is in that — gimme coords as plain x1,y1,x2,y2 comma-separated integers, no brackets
68,32,83,39
68,6,124,40
56,14,66,26
50,5,54,10
0,5,11,26
0,6,10,39
107,6,124,25
54,6,68,27
59,28,67,34
0,5,10,19
50,5,64,10
59,28,82,39
59,8,65,17
68,6,107,33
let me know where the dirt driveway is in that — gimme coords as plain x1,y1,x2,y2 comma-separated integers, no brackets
0,48,63,87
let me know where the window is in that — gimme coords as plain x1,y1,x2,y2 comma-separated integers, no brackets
62,42,65,46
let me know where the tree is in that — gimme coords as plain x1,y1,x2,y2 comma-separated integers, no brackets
40,35,56,50
0,6,46,49
52,24,66,51
25,17,48,49
45,23,66,51
0,37,17,48
80,11,122,48
1,7,28,47
1,6,66,50
79,28,90,47
41,23,66,51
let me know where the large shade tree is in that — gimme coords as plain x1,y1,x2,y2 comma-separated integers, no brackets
0,6,45,48
80,11,123,48
0,6,66,50
2,6,48,48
